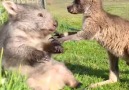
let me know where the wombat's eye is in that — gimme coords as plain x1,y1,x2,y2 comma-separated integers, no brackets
38,13,44,17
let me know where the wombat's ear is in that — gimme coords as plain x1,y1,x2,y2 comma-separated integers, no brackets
2,1,18,15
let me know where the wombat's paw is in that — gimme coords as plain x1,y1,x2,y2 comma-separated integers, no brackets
32,50,49,63
37,55,50,63
54,45,64,53
51,39,61,45
74,82,83,89
44,55,50,61
51,39,64,53
69,81,83,89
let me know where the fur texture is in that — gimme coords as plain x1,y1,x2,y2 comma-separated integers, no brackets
1,1,80,90
59,0,129,88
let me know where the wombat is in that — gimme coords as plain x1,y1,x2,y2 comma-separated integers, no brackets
1,1,80,90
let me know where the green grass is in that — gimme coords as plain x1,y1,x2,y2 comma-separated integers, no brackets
0,4,8,26
1,0,129,90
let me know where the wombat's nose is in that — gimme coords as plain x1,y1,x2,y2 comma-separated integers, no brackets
53,20,58,27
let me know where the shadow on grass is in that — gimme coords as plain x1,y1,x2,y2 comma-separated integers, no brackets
65,63,129,83
120,70,129,83
121,78,129,83
66,63,108,79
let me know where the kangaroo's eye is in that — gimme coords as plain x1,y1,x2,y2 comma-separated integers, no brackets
38,13,43,17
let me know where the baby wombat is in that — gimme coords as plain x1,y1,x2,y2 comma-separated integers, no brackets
1,1,80,90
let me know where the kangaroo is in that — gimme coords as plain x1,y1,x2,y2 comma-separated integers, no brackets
59,0,129,88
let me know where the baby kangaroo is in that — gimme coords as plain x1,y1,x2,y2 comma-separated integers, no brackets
59,0,129,88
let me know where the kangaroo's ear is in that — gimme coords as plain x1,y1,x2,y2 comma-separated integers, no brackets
2,1,18,15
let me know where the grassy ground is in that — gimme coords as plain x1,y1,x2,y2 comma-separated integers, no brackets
0,0,129,90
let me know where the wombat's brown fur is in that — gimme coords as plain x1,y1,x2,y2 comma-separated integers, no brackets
59,0,129,88
1,1,80,90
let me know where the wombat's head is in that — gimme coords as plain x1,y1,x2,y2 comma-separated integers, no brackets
67,0,102,15
2,1,58,35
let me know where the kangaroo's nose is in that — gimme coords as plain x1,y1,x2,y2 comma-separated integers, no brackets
67,5,72,12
